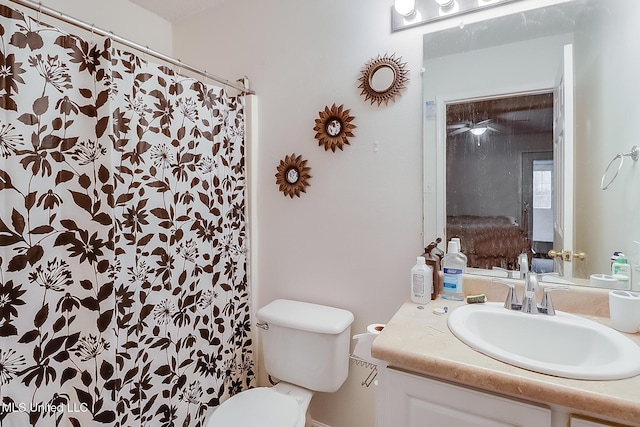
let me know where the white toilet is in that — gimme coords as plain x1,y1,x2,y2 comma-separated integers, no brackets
205,299,354,427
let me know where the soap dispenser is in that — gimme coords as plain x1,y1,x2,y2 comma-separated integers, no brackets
612,257,631,287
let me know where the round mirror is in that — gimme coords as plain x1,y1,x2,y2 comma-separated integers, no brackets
286,167,299,184
369,65,396,93
313,104,357,152
326,119,343,137
358,53,409,107
275,153,312,198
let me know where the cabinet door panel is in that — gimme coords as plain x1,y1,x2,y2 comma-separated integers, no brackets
409,396,519,426
380,369,551,427
570,416,633,427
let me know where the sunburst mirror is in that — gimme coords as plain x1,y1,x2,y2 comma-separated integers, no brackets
358,53,409,106
313,104,356,152
275,153,312,198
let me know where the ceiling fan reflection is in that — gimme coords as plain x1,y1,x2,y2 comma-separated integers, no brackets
447,119,499,136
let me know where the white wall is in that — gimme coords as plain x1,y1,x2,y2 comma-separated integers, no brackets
5,0,172,55
173,1,425,426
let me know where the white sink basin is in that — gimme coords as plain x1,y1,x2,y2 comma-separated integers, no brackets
447,302,640,380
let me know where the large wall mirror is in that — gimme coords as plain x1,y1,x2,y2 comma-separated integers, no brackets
422,0,640,289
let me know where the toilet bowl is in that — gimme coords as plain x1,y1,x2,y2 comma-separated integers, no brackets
205,382,313,427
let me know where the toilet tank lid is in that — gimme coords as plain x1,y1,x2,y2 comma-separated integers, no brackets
257,299,354,334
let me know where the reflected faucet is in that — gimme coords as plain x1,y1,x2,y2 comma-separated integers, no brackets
518,252,529,277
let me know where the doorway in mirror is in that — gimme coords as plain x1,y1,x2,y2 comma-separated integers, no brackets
445,92,554,272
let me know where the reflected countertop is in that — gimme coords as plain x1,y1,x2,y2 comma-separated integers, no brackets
371,276,640,425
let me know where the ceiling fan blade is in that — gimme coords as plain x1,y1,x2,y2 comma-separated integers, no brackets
449,127,470,136
487,126,499,132
447,124,469,129
476,119,493,125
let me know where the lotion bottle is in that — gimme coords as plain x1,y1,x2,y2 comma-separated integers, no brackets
612,257,631,288
411,256,433,304
442,240,466,301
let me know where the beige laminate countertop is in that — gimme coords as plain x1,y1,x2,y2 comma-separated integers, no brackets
370,276,640,425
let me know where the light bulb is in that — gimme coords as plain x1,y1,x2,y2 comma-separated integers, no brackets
434,0,454,6
438,0,460,16
394,0,416,16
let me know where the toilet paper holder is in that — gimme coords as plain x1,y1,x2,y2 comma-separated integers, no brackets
350,325,387,387
349,355,378,387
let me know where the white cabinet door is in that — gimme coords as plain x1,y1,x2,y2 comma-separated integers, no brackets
570,415,633,427
378,368,551,427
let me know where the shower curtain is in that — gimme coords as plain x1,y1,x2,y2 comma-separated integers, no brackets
0,5,254,427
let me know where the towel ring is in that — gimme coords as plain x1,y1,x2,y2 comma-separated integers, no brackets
600,145,638,190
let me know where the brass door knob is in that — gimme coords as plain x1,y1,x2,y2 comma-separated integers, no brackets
548,249,564,259
548,250,586,262
573,252,587,261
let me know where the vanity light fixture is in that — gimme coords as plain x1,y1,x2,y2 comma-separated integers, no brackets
438,0,460,16
434,0,454,7
394,0,416,17
391,0,520,32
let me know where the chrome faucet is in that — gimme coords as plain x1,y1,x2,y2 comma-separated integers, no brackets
493,273,569,315
521,272,539,314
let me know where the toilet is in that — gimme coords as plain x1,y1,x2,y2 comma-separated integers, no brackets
205,299,354,427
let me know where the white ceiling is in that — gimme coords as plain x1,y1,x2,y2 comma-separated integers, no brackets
129,0,226,22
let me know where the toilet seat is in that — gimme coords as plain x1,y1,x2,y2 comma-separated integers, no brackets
206,387,305,427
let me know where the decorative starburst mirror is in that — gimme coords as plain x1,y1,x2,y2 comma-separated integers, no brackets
275,153,312,198
313,104,356,152
358,53,409,106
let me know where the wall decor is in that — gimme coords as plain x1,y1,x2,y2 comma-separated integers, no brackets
313,104,357,152
358,53,409,106
275,153,312,198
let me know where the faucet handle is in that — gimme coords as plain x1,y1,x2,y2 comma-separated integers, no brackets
540,286,570,315
492,278,520,310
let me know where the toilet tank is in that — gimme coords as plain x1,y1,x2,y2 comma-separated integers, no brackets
257,299,354,393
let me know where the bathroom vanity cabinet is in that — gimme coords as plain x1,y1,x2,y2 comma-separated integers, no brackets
377,368,636,427
371,283,640,427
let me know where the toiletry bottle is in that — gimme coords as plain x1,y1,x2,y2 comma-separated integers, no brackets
422,238,443,300
442,240,466,301
411,256,433,304
612,257,632,287
450,237,468,266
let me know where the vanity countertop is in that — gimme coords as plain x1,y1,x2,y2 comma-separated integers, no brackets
370,277,640,425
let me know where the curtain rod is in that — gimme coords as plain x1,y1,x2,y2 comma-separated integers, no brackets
5,0,255,95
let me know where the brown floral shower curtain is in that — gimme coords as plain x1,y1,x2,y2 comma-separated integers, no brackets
0,5,254,427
